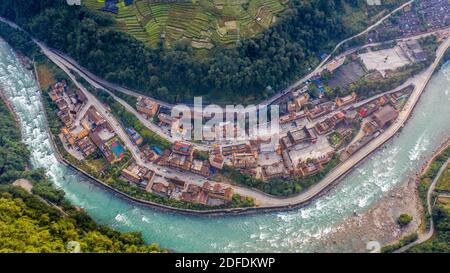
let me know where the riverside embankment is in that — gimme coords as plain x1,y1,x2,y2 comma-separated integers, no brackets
1,40,450,252
35,35,450,210
1,13,450,211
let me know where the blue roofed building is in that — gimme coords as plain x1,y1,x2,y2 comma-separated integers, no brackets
124,0,134,6
99,0,119,14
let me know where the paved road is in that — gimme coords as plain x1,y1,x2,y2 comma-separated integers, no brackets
44,51,216,187
39,47,185,145
46,55,146,166
2,13,450,207
242,36,450,206
395,157,450,253
27,33,450,207
39,27,449,155
258,0,415,107
30,38,276,202
263,37,450,207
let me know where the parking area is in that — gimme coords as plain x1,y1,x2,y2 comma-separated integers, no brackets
360,46,411,74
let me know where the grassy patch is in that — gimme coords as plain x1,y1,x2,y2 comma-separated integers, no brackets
36,64,55,90
435,162,450,192
327,132,342,148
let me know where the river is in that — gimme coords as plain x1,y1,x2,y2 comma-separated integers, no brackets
1,39,449,253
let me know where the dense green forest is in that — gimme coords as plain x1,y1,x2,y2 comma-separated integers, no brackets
0,185,165,253
0,97,64,202
0,97,164,253
0,98,29,183
0,0,404,104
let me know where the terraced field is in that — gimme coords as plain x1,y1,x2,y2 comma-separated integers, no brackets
84,0,287,48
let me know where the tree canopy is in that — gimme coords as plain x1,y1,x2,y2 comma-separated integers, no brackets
0,186,165,253
0,96,164,253
0,0,391,104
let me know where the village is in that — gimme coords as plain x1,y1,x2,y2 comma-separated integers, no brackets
126,34,432,185
368,0,450,42
44,0,450,207
47,81,237,208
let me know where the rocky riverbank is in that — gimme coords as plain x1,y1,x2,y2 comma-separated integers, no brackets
315,139,450,253
318,177,422,252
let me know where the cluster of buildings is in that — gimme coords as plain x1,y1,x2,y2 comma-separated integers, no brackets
49,82,240,207
48,81,86,129
136,96,159,119
121,161,155,190
151,178,234,206
399,39,428,63
281,126,318,149
157,141,211,177
140,145,161,163
314,112,346,135
114,141,236,206
297,155,333,177
200,94,355,182
209,147,225,170
340,87,412,161
305,101,336,120
99,0,134,14
125,127,143,146
49,81,125,166
197,76,413,183
369,0,450,42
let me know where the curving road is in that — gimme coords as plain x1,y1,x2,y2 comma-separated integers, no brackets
258,0,415,106
23,33,450,207
1,9,450,208
2,0,415,110
395,157,450,253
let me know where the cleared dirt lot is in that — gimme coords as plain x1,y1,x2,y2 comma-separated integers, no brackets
360,46,411,74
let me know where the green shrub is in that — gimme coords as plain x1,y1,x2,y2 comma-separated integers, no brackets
397,214,413,227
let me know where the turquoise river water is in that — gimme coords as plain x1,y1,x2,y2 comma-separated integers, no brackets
0,39,449,252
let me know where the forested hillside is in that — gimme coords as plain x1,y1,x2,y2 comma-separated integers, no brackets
0,97,29,183
0,185,165,253
0,0,404,104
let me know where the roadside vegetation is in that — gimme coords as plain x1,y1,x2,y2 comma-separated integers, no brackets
408,197,450,253
417,146,450,229
87,86,172,151
435,162,450,193
381,233,418,253
407,145,450,253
